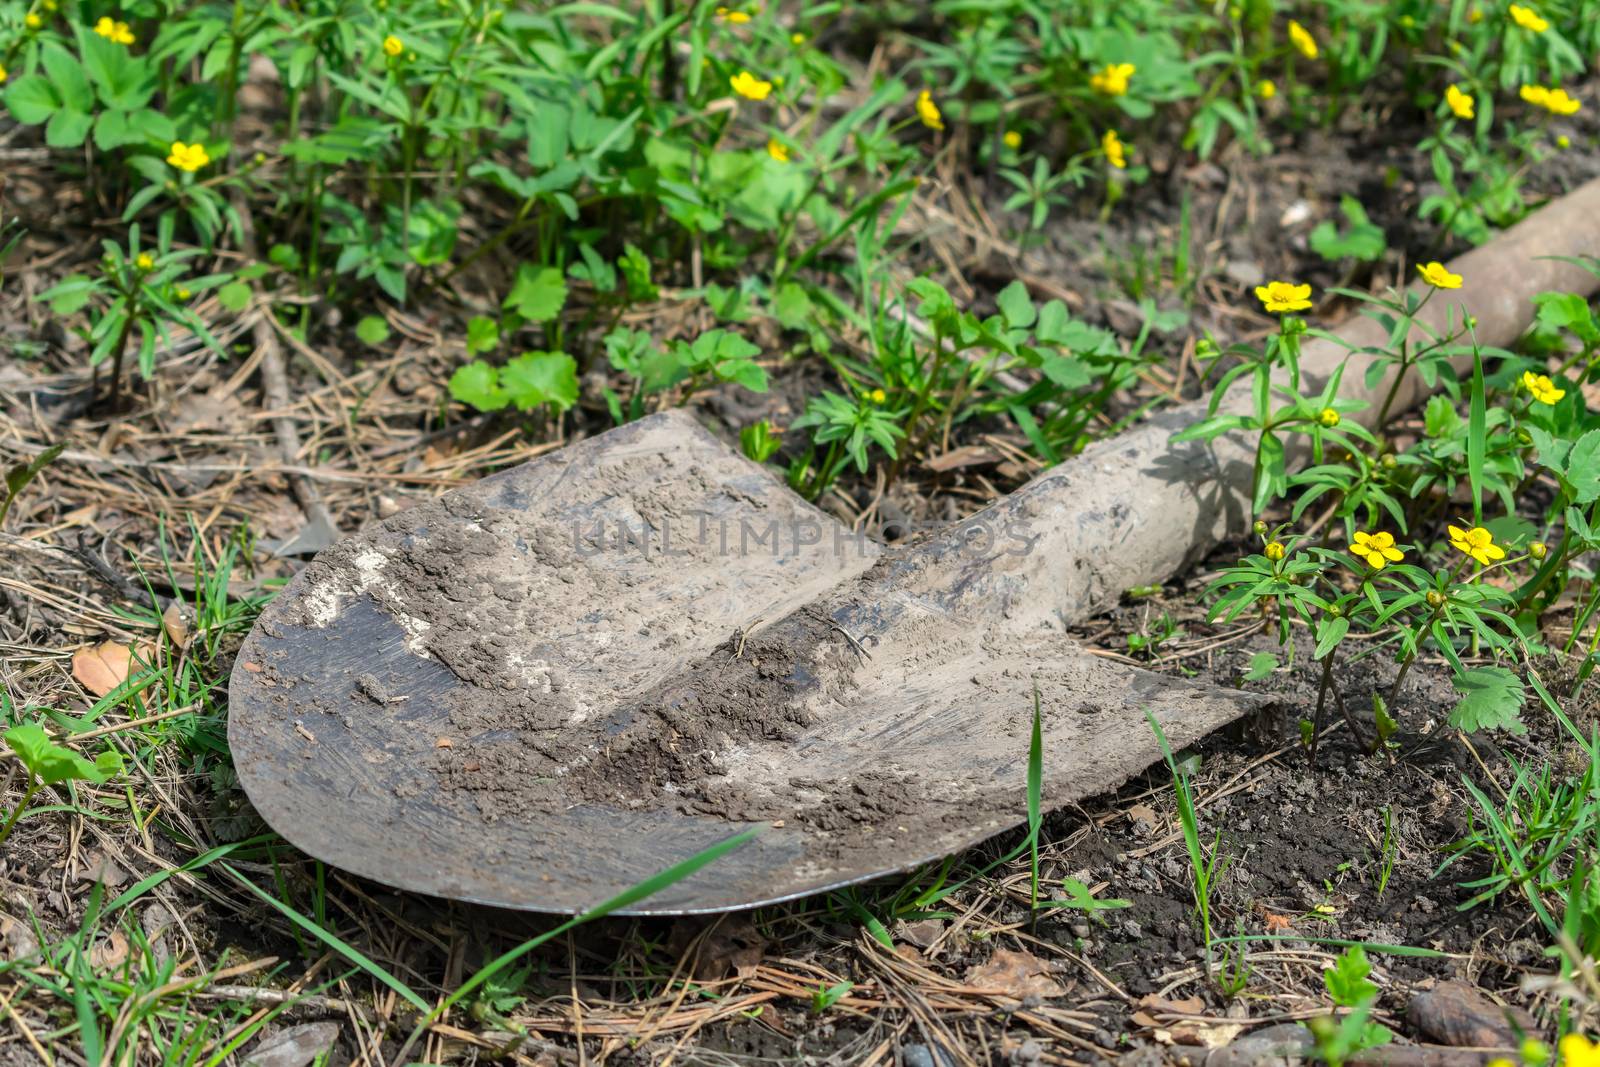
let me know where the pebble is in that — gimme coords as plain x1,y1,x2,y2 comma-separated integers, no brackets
902,1043,955,1067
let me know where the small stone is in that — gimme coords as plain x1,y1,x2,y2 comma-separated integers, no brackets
1225,259,1266,287
244,1022,341,1067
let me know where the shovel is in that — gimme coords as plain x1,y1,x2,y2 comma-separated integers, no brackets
228,406,1264,914
228,179,1600,914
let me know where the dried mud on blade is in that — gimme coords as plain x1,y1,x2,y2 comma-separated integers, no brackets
229,410,1263,914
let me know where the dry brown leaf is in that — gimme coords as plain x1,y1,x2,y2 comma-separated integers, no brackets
1263,911,1294,931
1127,802,1161,832
966,947,1064,1000
90,930,129,969
72,640,154,697
1171,1021,1246,1048
161,602,190,648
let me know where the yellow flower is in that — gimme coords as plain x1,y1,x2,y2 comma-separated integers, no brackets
868,388,887,404
915,89,943,130
1318,407,1340,427
1559,1034,1600,1067
1288,20,1318,60
1257,79,1277,99
1542,88,1582,115
1102,129,1127,169
1417,261,1463,289
1508,3,1548,31
1448,525,1506,566
730,70,772,101
1522,370,1565,404
1349,531,1404,570
383,34,403,57
790,32,804,44
1089,62,1135,97
1003,130,1021,149
1446,84,1474,120
0,65,6,83
715,6,751,22
766,137,789,162
165,141,210,172
1521,84,1579,114
94,16,135,45
1485,1060,1515,1067
1264,541,1286,561
1255,281,1313,313
23,12,40,29
135,252,154,271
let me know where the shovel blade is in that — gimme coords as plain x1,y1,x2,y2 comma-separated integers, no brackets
230,411,1263,913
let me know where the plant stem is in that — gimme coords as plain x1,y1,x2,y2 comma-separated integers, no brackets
106,308,137,413
1309,653,1334,767
0,781,40,847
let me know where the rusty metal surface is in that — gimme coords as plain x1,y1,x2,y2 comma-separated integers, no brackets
227,411,1261,914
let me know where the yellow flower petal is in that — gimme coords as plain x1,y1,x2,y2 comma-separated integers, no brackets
730,70,773,101
1418,261,1463,289
1288,20,1319,59
1255,281,1313,313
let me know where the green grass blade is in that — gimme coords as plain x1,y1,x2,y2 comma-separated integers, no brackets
1468,347,1486,525
221,862,430,1013
391,825,759,1063
1028,686,1043,908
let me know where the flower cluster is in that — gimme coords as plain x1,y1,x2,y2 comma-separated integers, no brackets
1520,85,1582,115
94,16,134,45
1089,63,1134,97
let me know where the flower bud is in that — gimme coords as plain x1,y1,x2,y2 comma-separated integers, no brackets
1327,604,1343,618
1516,428,1533,446
1318,407,1340,428
1530,541,1548,560
1426,590,1445,609
1265,541,1286,561
1253,520,1268,537
1381,453,1397,469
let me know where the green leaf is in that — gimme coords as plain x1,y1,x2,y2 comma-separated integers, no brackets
1241,652,1278,682
500,351,578,412
4,722,120,786
996,280,1036,329
1314,615,1349,660
41,274,96,315
448,361,509,412
45,108,93,148
4,75,61,125
42,43,93,113
503,264,568,323
216,281,252,312
1323,946,1378,1007
1308,197,1386,263
1565,430,1600,505
1447,667,1525,734
355,315,390,346
466,315,499,355
1038,876,1132,913
773,282,813,331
